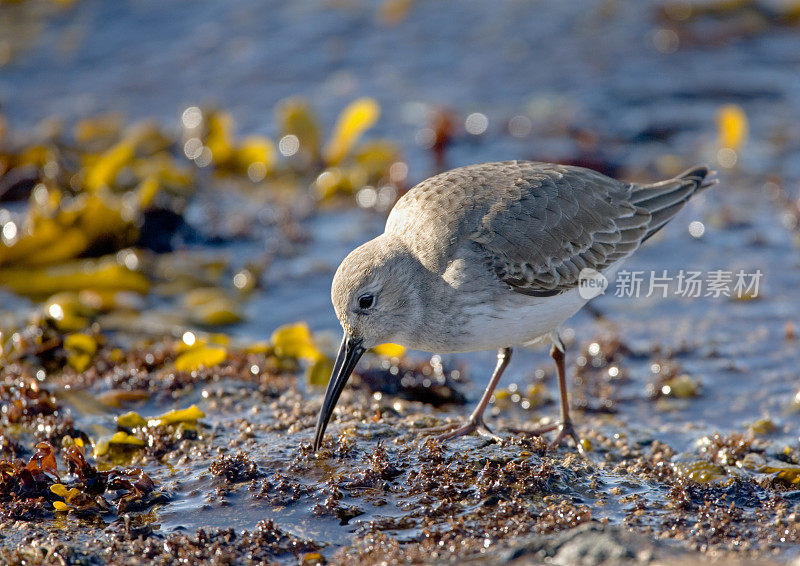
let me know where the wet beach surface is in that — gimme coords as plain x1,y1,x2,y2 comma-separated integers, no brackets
2,0,800,563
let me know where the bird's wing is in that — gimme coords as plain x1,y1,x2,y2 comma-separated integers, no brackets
469,163,652,296
386,161,712,296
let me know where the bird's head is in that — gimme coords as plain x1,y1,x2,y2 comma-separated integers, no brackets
331,236,423,350
313,235,423,450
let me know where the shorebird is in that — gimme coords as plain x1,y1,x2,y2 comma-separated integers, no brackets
312,161,714,451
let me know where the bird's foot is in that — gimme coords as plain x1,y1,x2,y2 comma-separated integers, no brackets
425,415,502,443
510,420,585,455
549,420,585,455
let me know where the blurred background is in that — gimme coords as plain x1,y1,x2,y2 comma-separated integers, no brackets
3,0,799,331
2,0,800,440
1,0,800,552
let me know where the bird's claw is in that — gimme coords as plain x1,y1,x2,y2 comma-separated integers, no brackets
509,420,586,456
549,420,585,456
429,415,503,443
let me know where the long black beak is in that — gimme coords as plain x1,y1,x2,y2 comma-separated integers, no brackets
312,333,365,451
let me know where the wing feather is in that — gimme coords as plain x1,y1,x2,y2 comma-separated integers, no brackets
385,161,712,297
472,164,649,295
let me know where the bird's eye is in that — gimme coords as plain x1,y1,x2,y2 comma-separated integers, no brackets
358,293,375,310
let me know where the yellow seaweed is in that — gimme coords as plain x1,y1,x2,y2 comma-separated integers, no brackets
64,333,98,372
749,417,777,435
0,257,150,297
132,154,194,190
116,411,147,428
52,313,89,332
354,140,399,178
676,460,727,483
323,98,380,166
174,345,227,371
137,175,160,208
301,552,326,566
761,465,800,485
23,228,90,266
0,188,137,269
148,404,205,426
92,431,148,454
65,487,81,499
206,111,235,165
183,287,228,308
270,322,320,360
84,139,135,191
0,218,63,266
313,167,349,200
208,333,230,344
306,354,333,387
45,292,94,319
50,484,82,503
235,135,276,175
79,191,137,244
660,374,699,398
74,114,124,145
93,439,110,457
16,144,54,169
276,98,320,158
525,383,549,410
182,288,245,326
193,299,245,326
717,104,748,150
372,343,406,358
243,341,272,355
64,333,97,354
108,431,146,447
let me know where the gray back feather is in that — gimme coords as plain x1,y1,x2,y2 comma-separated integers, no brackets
386,161,713,296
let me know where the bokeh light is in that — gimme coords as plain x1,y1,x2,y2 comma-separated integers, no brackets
465,112,489,135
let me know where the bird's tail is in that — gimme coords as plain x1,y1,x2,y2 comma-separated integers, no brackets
630,165,717,242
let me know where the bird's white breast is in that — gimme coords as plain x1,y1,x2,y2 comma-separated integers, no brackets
446,288,589,352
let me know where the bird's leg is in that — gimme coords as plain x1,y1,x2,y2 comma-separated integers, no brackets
431,347,512,443
547,340,583,452
512,333,583,453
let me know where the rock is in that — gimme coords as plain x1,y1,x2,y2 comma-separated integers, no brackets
503,522,687,565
